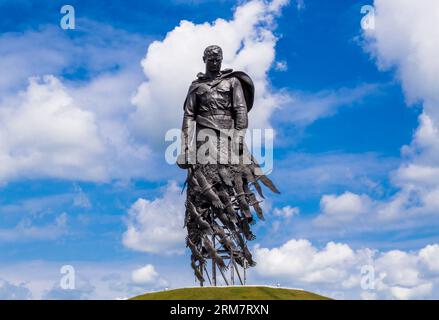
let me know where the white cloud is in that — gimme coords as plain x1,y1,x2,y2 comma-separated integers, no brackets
269,0,290,12
0,193,73,216
321,192,370,215
0,279,32,300
419,244,439,273
0,27,70,96
131,0,289,146
357,0,439,222
2,241,439,299
0,212,68,242
0,76,107,182
0,260,173,300
254,238,439,299
0,1,295,184
364,0,439,108
395,164,439,188
0,22,155,184
273,205,299,218
317,0,439,230
375,250,422,287
389,284,433,300
274,60,288,71
43,274,96,300
271,204,299,233
254,239,357,284
0,22,145,97
122,181,186,254
0,70,156,185
314,192,372,226
131,264,159,285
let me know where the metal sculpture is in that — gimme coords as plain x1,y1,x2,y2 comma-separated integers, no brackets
177,45,279,286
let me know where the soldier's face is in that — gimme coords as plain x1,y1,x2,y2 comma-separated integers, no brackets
204,54,222,73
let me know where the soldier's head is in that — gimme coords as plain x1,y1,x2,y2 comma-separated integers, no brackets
203,45,223,73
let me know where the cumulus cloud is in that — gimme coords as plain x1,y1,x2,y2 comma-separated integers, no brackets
357,0,439,221
254,238,439,299
314,192,372,226
0,76,106,182
0,21,155,184
0,69,155,185
131,264,159,284
364,0,439,108
131,0,290,146
389,284,433,300
315,0,439,229
3,239,439,300
419,244,439,273
0,1,297,184
255,239,358,283
122,181,186,254
129,264,168,287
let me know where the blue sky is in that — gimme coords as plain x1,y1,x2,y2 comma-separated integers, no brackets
1,0,439,300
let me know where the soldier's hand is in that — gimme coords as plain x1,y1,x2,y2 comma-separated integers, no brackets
232,128,246,156
177,150,191,169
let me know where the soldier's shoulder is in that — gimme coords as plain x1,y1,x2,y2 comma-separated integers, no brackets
187,74,205,93
195,72,206,81
219,69,243,86
221,69,250,81
220,68,234,75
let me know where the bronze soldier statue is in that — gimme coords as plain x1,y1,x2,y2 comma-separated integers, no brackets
177,45,279,286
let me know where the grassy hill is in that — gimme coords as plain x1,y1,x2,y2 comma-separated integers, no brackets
130,286,330,300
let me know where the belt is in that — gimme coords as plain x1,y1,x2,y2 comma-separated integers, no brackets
198,109,232,117
196,114,234,130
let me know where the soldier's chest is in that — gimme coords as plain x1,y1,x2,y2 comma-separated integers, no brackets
195,79,232,104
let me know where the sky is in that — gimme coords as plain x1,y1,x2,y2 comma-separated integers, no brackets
0,0,439,300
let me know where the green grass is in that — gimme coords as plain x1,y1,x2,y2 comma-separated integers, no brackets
130,286,331,300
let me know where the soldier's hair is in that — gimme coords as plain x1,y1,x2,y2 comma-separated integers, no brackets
203,45,223,60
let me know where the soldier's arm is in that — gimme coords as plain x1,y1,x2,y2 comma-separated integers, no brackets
231,77,248,130
231,77,248,158
182,86,197,132
178,86,197,168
